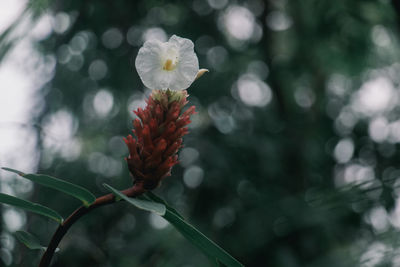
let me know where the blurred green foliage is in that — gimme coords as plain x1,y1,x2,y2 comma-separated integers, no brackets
3,0,400,266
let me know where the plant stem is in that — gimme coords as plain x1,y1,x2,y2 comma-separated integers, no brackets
38,185,145,267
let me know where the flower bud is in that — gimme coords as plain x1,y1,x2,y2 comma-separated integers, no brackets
124,89,196,190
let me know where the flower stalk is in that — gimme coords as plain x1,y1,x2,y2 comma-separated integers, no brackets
39,90,197,267
38,34,206,266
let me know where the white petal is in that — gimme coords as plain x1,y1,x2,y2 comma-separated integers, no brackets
135,40,164,90
169,35,199,90
135,35,200,90
169,35,194,51
167,70,191,91
153,69,174,90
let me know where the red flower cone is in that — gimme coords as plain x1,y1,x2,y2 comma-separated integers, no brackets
124,89,196,191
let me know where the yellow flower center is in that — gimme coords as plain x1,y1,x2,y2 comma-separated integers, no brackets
163,59,177,71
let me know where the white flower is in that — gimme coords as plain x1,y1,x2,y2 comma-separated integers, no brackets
135,35,200,91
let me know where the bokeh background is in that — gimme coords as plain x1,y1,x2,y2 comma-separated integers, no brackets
1,0,400,266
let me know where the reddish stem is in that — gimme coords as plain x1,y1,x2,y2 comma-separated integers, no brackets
38,185,145,267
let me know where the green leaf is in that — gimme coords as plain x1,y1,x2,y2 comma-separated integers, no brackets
103,185,242,266
144,191,184,220
163,209,243,267
14,231,60,252
0,193,63,223
103,184,166,216
130,191,242,266
2,167,96,207
2,167,25,176
14,231,44,250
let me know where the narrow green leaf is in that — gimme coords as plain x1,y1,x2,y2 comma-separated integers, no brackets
0,193,63,223
14,231,44,250
2,167,96,207
140,192,242,266
144,191,184,220
2,167,25,176
14,231,60,252
103,186,242,266
163,210,243,267
103,184,166,216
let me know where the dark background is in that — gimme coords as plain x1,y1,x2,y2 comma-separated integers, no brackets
3,0,400,266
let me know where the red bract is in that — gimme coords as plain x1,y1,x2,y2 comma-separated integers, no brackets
124,89,196,190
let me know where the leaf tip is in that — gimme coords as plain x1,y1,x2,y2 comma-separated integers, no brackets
1,167,25,176
157,207,167,216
